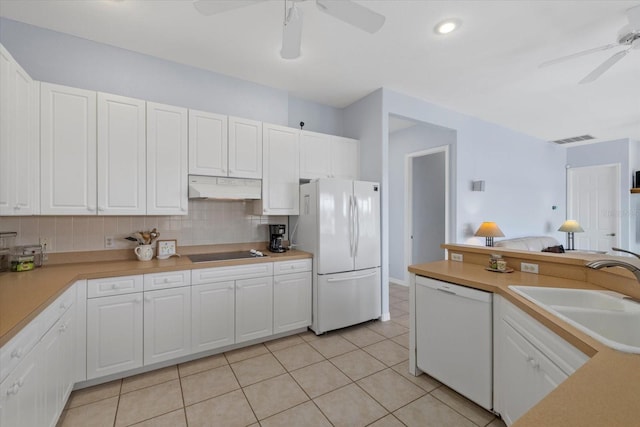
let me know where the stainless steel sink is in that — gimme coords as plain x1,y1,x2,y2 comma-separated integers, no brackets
509,286,640,354
188,251,267,263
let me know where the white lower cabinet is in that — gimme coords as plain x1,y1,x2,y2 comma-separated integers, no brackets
144,287,191,365
192,281,235,353
493,295,588,426
87,292,143,380
236,276,274,343
0,343,41,427
273,261,311,334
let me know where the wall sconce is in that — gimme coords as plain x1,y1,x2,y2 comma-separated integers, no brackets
474,221,505,246
558,220,584,250
472,180,485,192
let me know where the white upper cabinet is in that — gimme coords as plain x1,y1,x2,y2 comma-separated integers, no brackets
299,131,332,180
97,93,146,215
40,83,97,215
330,136,359,180
255,123,299,215
0,45,39,216
188,112,262,179
188,109,228,177
228,116,262,179
300,132,359,180
147,102,188,215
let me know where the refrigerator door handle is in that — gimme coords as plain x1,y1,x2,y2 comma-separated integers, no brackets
327,271,377,282
348,195,354,257
354,196,360,257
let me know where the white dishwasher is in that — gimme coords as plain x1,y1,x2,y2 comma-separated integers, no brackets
415,276,493,410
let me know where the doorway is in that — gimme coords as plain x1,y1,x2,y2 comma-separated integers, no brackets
405,146,449,281
567,164,620,251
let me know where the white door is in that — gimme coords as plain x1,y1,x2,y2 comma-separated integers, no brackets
40,83,97,215
147,102,188,215
300,131,331,179
0,45,39,216
97,93,146,215
331,136,359,180
0,345,41,427
568,165,620,251
144,287,191,365
228,116,262,179
235,276,273,343
192,281,235,352
273,272,312,334
354,180,381,270
258,124,299,215
317,179,354,274
188,109,228,176
87,293,143,379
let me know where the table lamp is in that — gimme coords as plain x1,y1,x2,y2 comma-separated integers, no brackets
474,222,505,247
558,220,583,250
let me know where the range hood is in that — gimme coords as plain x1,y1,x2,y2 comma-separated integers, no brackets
188,175,262,200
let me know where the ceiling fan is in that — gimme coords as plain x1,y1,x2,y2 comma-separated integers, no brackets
193,0,385,59
540,5,640,84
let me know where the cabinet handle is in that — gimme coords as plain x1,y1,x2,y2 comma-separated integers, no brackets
163,278,170,283
59,323,67,333
181,207,187,212
98,206,105,212
135,297,142,303
7,384,19,396
228,285,234,290
144,295,152,303
13,205,21,210
10,348,23,359
87,205,95,211
111,284,118,290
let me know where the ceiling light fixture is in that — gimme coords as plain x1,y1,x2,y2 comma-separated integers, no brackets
434,19,461,35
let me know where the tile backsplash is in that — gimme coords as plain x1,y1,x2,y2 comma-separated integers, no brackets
0,200,288,253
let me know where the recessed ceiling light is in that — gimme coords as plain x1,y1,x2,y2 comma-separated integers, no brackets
434,19,461,35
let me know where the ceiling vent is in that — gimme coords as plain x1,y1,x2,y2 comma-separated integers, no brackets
551,135,595,144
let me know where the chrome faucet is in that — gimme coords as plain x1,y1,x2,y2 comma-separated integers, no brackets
612,247,640,259
586,259,640,282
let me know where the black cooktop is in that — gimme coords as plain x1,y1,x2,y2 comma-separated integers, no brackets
188,251,267,263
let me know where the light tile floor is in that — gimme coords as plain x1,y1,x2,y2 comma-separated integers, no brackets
58,283,507,427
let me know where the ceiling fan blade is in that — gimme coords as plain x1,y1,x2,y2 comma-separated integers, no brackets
628,4,640,29
579,49,629,84
281,5,304,60
193,0,264,16
539,43,619,68
315,0,385,33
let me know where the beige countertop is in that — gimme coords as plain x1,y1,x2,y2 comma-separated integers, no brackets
0,248,311,347
409,260,640,427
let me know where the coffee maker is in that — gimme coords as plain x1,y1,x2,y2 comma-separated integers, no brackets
268,224,287,253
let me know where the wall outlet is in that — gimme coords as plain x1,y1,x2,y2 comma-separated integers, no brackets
39,237,50,262
451,253,464,262
105,236,115,249
521,262,539,274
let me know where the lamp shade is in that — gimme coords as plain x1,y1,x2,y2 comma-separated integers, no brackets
558,220,584,233
474,222,505,238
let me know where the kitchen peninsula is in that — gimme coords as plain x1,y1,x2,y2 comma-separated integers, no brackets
409,244,640,427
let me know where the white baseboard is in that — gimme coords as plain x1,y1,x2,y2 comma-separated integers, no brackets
380,312,391,321
389,277,408,287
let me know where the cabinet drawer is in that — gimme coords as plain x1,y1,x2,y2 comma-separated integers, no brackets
144,270,191,291
0,317,41,383
39,285,75,336
88,275,143,298
192,262,273,285
273,259,312,275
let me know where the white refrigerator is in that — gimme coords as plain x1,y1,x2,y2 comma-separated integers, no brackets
297,179,381,334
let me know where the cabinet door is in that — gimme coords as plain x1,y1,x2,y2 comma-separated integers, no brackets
144,287,191,365
87,293,143,380
228,116,262,179
498,322,567,426
41,82,97,215
188,109,228,176
235,276,273,343
147,102,188,215
331,136,359,180
0,45,39,216
0,345,41,427
273,272,311,334
299,131,331,179
40,307,75,427
258,124,299,215
192,281,235,353
97,93,146,215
